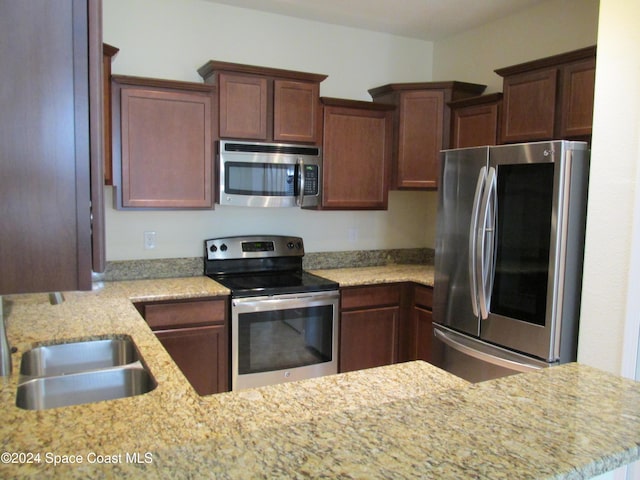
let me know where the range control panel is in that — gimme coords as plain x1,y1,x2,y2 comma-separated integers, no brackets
205,235,304,261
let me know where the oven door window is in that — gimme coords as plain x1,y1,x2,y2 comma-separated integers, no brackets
225,162,297,196
238,305,334,375
490,163,554,326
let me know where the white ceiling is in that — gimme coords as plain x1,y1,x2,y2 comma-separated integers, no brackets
204,0,546,41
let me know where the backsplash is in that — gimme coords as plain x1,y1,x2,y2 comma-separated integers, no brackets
100,248,434,282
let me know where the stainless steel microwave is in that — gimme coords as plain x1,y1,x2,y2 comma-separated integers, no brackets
217,140,322,208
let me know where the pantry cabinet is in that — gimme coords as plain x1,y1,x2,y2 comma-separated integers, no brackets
339,284,402,372
111,75,215,209
136,297,229,395
449,93,503,148
368,82,486,189
0,0,104,294
496,45,596,143
198,60,327,144
320,97,395,210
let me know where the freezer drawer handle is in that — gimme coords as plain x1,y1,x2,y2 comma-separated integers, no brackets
434,327,543,374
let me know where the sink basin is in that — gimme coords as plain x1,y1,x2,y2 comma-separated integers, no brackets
16,367,156,410
16,337,156,410
19,338,140,378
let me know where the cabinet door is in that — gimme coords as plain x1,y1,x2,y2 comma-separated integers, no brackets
322,104,392,209
274,80,320,144
413,306,435,363
339,306,399,373
501,68,557,143
451,102,500,148
0,0,101,294
118,85,213,208
558,58,596,138
218,72,268,140
155,324,228,395
397,90,444,189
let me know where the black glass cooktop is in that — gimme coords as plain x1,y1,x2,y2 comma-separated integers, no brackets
209,270,338,298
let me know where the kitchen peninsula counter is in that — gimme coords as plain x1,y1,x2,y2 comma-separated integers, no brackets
1,275,639,479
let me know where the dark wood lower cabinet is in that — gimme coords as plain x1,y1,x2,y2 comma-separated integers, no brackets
155,324,227,395
339,282,436,374
413,307,434,363
340,306,399,373
135,297,229,395
412,284,436,364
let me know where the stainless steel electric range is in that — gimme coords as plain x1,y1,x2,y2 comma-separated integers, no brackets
204,235,339,391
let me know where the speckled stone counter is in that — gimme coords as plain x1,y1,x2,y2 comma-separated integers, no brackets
311,263,434,287
1,274,639,479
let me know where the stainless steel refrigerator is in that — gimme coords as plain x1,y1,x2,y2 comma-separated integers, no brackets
432,140,589,382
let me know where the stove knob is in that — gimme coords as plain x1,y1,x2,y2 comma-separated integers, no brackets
296,241,303,249
209,244,217,252
287,242,294,249
220,243,228,252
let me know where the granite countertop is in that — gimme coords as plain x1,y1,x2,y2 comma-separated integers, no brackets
1,267,639,478
310,263,434,287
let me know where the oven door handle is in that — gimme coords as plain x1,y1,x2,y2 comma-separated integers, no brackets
232,291,339,311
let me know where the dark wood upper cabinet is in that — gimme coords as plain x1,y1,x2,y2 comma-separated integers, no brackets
273,79,321,143
368,82,486,190
217,72,268,140
449,93,503,148
0,0,104,294
198,61,327,144
496,45,596,143
111,76,215,209
558,56,597,138
320,97,395,210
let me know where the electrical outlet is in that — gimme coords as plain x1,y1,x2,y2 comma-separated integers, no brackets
348,228,358,243
143,231,156,250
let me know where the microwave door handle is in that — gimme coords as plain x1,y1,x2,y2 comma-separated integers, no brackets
469,166,487,317
477,166,496,320
297,158,305,207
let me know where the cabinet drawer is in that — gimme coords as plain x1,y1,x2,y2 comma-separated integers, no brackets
341,284,401,310
414,285,433,309
143,299,226,330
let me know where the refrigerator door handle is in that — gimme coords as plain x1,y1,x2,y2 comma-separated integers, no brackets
468,166,487,317
476,166,497,320
433,325,546,373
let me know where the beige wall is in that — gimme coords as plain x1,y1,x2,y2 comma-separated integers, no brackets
103,0,436,260
432,0,600,92
579,0,640,377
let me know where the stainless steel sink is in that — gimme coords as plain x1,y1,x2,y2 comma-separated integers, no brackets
16,367,156,410
19,338,140,378
16,337,156,410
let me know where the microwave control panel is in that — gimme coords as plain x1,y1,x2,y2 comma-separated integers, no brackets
303,165,319,195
